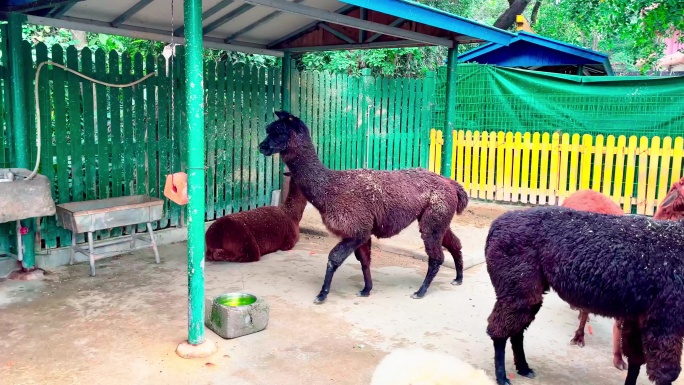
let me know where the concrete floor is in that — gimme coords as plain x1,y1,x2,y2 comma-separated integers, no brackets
0,230,677,385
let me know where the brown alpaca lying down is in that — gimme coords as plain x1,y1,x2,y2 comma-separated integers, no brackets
205,173,307,262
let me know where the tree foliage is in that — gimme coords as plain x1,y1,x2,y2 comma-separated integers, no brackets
21,24,278,67
560,0,684,70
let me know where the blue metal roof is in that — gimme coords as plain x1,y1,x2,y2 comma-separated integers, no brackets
340,0,515,46
459,31,614,76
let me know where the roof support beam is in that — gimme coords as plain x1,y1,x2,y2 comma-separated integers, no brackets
110,0,154,27
359,8,366,43
242,0,453,48
365,17,405,43
174,0,234,36
225,0,305,43
266,4,356,48
202,4,253,35
319,23,354,44
284,39,425,53
49,1,77,18
26,15,284,57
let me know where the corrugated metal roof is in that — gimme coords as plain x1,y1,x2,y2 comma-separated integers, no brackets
459,31,614,76
7,0,514,56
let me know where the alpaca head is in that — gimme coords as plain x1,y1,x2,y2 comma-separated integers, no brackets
654,176,684,221
259,111,308,157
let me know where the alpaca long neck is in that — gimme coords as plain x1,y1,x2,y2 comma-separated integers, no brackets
283,135,333,208
280,184,307,224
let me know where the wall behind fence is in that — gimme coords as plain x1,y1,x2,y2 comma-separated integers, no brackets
0,42,285,253
0,43,435,254
429,129,684,216
290,68,435,171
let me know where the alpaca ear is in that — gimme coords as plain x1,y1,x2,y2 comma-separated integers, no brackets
274,110,290,120
659,189,681,209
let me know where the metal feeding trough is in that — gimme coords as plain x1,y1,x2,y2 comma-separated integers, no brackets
0,168,56,261
55,195,163,276
0,168,56,223
205,292,270,339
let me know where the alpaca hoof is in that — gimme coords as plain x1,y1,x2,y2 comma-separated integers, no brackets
570,335,585,348
410,292,425,299
517,368,535,379
497,378,512,385
451,277,463,286
614,356,627,371
314,294,327,304
356,290,370,297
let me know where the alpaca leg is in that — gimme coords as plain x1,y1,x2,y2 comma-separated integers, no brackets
354,239,373,297
493,337,510,385
314,236,369,304
571,310,589,347
510,302,541,379
613,319,627,370
441,229,464,285
413,211,450,299
412,235,444,299
489,302,542,385
621,319,645,385
642,325,682,385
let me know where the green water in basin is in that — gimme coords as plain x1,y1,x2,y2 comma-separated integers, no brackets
215,293,257,307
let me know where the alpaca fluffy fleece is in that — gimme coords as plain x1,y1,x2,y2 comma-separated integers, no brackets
258,111,469,302
204,176,307,262
561,189,626,369
371,349,495,385
485,206,684,385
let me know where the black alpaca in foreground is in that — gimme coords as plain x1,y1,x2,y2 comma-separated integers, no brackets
485,204,684,385
258,111,468,303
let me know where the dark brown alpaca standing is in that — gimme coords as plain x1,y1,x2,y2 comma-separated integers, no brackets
484,192,684,385
258,111,469,304
564,180,684,372
205,173,307,262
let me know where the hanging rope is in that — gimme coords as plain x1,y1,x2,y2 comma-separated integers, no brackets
29,61,156,180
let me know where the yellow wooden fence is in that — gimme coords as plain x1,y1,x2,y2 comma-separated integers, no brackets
428,129,684,216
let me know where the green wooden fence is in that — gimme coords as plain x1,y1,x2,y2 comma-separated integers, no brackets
291,68,435,171
0,42,436,254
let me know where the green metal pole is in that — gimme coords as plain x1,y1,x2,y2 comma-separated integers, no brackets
281,51,292,112
7,13,36,269
184,0,206,346
441,45,459,178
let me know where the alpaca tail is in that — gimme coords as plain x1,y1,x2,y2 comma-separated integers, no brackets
449,179,469,215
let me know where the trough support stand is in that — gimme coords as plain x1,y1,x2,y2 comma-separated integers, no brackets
7,13,37,271
175,0,216,360
441,44,459,179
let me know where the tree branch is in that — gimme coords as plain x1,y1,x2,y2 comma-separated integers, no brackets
530,0,542,26
493,0,531,30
